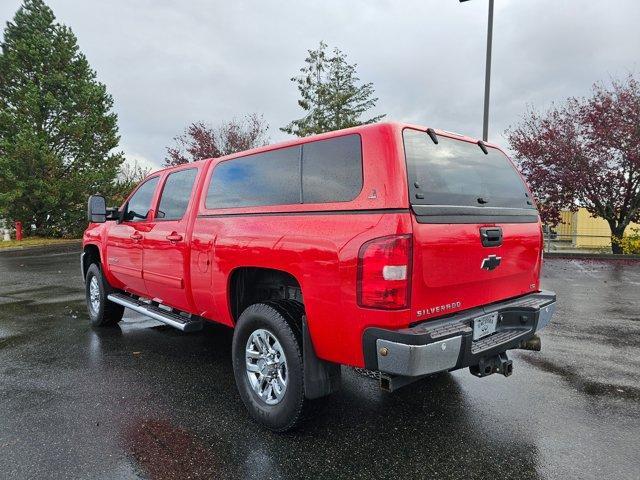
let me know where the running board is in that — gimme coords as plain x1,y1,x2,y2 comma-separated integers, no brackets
107,293,203,332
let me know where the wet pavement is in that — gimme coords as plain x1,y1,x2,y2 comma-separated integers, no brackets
0,250,639,480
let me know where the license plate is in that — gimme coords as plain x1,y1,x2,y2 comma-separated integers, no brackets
473,312,498,340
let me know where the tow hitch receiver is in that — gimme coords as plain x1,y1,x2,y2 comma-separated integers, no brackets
470,352,513,378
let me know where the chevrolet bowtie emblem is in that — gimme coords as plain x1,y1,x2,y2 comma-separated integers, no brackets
481,254,501,271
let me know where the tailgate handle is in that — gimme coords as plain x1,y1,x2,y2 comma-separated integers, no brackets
480,227,503,247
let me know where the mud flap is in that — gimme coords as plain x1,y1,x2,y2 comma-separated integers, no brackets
303,316,341,399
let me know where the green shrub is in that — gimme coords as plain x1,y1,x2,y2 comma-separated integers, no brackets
620,228,640,254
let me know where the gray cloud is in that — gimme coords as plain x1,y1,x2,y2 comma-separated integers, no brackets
1,0,639,168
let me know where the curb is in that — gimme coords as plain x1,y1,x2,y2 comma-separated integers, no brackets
0,239,82,257
545,251,640,261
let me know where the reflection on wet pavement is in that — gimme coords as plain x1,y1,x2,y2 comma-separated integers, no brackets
0,252,639,479
124,418,227,479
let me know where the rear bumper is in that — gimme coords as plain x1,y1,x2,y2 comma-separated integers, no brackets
362,290,556,377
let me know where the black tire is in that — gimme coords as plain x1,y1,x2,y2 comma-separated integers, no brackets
232,301,305,432
85,263,124,327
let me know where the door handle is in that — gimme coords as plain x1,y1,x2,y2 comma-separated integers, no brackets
166,233,183,243
130,232,143,241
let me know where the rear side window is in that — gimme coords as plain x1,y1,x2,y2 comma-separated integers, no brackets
302,134,362,203
403,129,532,209
126,176,159,222
157,168,198,220
205,134,363,209
206,146,301,209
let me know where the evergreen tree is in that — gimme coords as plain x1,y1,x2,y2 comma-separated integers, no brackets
0,0,124,237
281,41,385,137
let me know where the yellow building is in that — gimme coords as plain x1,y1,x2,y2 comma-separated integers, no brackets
555,208,640,248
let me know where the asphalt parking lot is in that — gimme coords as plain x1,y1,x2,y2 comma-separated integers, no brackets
0,249,639,480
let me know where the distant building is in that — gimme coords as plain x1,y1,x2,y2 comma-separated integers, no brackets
554,208,639,248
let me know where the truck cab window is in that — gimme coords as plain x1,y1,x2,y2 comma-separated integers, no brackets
126,176,159,222
156,169,198,220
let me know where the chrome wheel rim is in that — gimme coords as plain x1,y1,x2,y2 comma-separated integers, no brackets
89,276,100,313
245,329,288,405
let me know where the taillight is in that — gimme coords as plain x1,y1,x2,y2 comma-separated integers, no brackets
357,234,412,310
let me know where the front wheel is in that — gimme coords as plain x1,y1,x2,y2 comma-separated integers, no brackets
85,263,124,327
232,302,305,432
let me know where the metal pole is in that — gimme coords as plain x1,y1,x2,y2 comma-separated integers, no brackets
482,0,494,141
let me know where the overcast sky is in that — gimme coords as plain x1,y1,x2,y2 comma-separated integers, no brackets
2,0,639,170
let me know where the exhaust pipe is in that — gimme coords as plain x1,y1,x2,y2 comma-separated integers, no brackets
518,334,541,351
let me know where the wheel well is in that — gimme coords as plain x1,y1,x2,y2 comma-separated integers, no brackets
228,268,340,399
229,267,303,322
82,244,101,279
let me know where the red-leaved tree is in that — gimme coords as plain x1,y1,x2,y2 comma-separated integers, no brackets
165,114,269,166
506,75,640,254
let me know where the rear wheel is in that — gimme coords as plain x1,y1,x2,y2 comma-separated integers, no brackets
232,301,305,432
85,263,124,327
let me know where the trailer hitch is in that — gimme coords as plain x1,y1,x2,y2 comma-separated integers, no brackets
470,352,513,378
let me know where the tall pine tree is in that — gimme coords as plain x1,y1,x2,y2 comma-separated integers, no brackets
0,0,124,237
281,41,385,137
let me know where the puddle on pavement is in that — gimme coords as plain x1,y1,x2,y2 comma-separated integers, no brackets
0,284,81,297
0,298,85,317
582,323,640,347
0,285,84,305
0,331,33,350
581,381,640,401
0,384,63,413
519,354,640,401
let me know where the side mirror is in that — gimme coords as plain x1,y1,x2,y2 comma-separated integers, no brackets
87,195,107,223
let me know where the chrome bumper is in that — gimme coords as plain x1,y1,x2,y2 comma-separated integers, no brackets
364,291,557,377
377,335,463,377
536,301,556,331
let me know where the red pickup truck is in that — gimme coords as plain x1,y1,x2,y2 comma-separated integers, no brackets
82,122,556,431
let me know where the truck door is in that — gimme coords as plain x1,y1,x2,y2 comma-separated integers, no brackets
105,176,160,296
141,167,199,312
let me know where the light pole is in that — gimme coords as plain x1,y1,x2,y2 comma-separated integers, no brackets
460,0,494,142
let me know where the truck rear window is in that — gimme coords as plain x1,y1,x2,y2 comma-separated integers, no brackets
403,129,532,209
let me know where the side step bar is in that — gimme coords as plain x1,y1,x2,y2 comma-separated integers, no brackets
107,293,203,332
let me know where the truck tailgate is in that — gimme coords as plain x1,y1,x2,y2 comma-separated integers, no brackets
410,218,542,320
